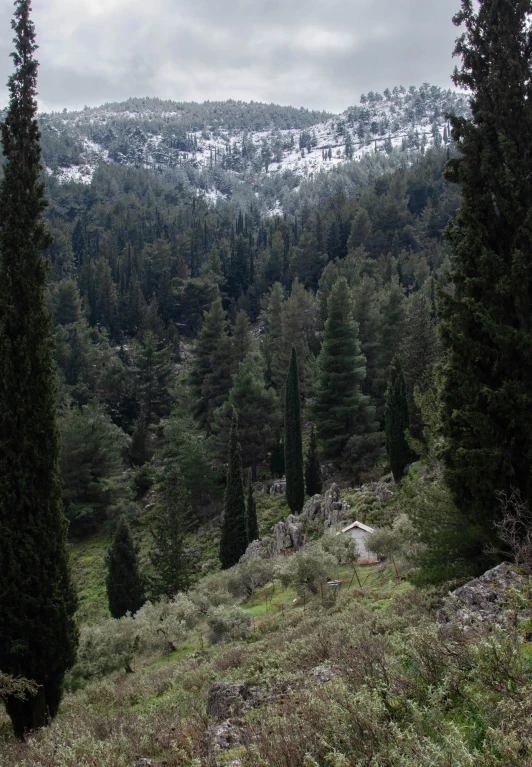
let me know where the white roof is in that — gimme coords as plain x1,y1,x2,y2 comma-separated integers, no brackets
339,520,374,535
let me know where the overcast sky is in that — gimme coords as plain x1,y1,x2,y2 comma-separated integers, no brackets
0,0,462,114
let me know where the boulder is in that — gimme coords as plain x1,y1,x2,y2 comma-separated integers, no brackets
243,539,269,559
442,562,530,635
302,494,322,521
323,483,342,528
270,480,286,496
206,682,259,720
268,515,306,557
203,719,246,750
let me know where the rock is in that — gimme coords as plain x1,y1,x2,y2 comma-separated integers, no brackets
270,480,286,496
206,682,260,720
268,515,306,557
355,482,394,503
323,483,342,528
442,562,530,634
244,539,269,559
303,494,322,521
310,664,341,682
204,719,246,750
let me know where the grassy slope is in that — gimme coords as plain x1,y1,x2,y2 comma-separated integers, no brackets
4,482,532,765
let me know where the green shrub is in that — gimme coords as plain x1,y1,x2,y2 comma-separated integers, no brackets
206,606,252,644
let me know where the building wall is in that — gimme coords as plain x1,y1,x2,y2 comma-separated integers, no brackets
347,528,378,563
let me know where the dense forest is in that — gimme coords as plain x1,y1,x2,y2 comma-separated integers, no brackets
42,140,454,540
3,0,532,763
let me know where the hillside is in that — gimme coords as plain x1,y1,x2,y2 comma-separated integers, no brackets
39,84,469,212
3,505,532,766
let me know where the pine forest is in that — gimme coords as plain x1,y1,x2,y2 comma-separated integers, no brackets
2,0,532,764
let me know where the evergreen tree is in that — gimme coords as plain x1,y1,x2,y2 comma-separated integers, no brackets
270,279,319,402
284,347,305,513
219,410,248,569
212,351,278,481
310,278,373,460
384,357,413,482
231,309,253,369
0,1,78,736
106,517,145,619
53,278,82,326
247,480,259,543
261,281,284,385
133,330,174,425
401,290,440,440
269,434,285,478
305,425,323,496
438,0,532,574
150,464,192,598
189,296,230,430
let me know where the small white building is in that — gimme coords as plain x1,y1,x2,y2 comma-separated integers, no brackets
337,521,379,564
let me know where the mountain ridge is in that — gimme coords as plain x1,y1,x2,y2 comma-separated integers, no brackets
39,83,470,204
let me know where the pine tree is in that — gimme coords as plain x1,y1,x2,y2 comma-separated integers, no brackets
231,309,253,370
437,0,532,574
310,278,372,460
384,357,413,482
219,410,248,569
401,290,440,440
305,425,323,496
284,347,305,513
106,517,145,619
150,465,192,598
261,281,284,385
247,480,259,543
0,1,78,737
211,351,278,481
53,278,82,326
189,296,231,430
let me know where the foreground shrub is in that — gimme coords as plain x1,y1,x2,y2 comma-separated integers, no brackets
206,606,252,644
67,594,199,688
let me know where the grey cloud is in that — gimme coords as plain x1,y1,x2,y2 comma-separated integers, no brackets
0,0,462,113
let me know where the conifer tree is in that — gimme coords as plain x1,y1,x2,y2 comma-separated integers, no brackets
231,309,253,370
219,410,248,569
0,1,78,736
150,465,192,598
269,434,285,478
106,517,145,619
212,350,278,481
261,281,284,385
384,357,413,482
247,480,259,543
284,347,305,513
438,0,532,573
189,296,234,432
305,425,323,496
310,278,371,460
401,291,440,440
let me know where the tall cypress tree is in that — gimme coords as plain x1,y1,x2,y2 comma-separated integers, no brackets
0,1,78,737
247,480,259,544
219,410,248,569
305,425,323,497
284,347,305,513
438,0,532,574
384,357,413,483
106,517,145,619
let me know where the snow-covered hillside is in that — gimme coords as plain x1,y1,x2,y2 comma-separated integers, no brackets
39,84,469,197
